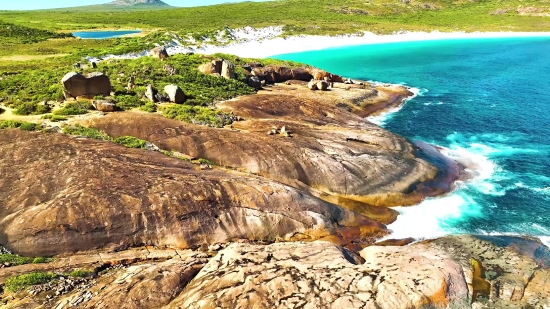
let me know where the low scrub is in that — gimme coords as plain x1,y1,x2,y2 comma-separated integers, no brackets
62,124,110,140
138,102,157,113
114,95,146,110
160,105,231,127
113,136,147,148
53,101,91,116
12,102,50,116
0,120,39,131
0,254,50,267
42,114,68,122
5,272,56,292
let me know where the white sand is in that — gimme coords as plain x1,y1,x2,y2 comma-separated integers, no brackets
201,30,550,58
87,27,550,62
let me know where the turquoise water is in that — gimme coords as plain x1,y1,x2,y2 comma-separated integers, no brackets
72,30,141,39
274,37,550,244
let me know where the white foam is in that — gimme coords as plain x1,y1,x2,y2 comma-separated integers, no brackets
366,86,426,127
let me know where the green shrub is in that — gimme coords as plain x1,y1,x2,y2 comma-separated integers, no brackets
42,114,68,122
0,120,38,131
5,272,56,292
32,257,49,264
138,102,157,113
114,95,145,110
53,101,91,116
113,136,147,149
160,105,228,127
12,102,50,116
68,269,92,278
197,158,216,165
62,125,109,140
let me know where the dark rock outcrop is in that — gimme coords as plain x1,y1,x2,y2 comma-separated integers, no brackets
151,46,169,60
164,84,185,103
61,72,111,100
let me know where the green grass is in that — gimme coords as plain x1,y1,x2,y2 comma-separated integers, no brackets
0,254,50,266
0,120,39,131
5,272,56,292
159,104,231,128
138,102,157,113
4,269,93,292
12,102,50,116
113,136,147,148
62,124,110,140
52,101,91,115
42,114,68,122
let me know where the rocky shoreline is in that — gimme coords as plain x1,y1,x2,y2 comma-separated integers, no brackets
0,54,548,308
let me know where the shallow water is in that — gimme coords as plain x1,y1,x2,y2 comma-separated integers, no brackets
72,30,141,39
274,37,550,244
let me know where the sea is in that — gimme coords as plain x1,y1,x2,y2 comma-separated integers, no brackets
273,37,550,246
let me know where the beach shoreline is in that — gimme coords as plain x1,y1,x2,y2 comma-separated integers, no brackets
196,30,550,58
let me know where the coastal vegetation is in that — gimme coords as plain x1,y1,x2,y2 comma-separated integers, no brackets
5,270,93,292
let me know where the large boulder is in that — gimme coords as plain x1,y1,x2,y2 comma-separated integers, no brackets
151,46,169,60
61,72,111,100
164,84,186,104
198,63,218,75
307,80,318,90
248,76,262,90
291,68,313,81
317,80,329,91
272,66,293,82
145,85,159,103
221,60,235,79
211,60,223,73
92,100,116,112
252,67,276,84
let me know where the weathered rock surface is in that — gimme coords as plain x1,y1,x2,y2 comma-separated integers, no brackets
92,100,115,112
247,76,262,90
151,46,169,60
163,235,550,309
87,97,442,207
0,129,383,256
164,84,185,103
61,72,111,100
198,62,217,75
221,60,235,79
145,84,158,102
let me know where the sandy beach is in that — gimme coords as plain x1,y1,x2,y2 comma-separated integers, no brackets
196,30,550,58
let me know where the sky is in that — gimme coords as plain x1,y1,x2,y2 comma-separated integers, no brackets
0,0,269,10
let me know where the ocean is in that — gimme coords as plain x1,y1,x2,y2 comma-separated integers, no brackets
273,37,550,245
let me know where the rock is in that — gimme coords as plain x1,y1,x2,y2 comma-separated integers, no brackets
0,129,380,256
92,100,116,112
252,67,276,84
151,46,169,60
330,74,344,83
307,80,318,90
272,66,293,82
145,85,158,103
91,62,97,69
198,63,217,75
221,60,235,79
164,64,177,76
61,72,111,100
164,84,186,104
317,80,329,91
247,76,262,90
291,68,313,81
211,60,223,74
311,69,329,81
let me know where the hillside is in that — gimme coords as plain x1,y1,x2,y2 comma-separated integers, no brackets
0,0,548,34
108,0,170,7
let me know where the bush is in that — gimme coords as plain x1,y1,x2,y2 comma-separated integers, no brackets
62,124,109,140
0,120,38,131
12,102,50,116
198,158,216,165
114,95,145,110
42,114,68,122
113,136,147,149
138,102,157,113
160,105,228,127
5,272,56,292
68,269,92,278
53,101,91,116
